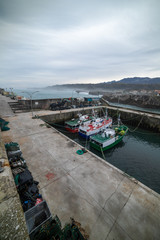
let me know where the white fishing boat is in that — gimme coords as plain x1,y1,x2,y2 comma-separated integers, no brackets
78,109,112,138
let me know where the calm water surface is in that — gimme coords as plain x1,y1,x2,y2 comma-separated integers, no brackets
13,88,100,99
54,123,160,194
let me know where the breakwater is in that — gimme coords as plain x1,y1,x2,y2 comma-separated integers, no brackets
107,106,160,132
101,98,160,132
20,98,62,110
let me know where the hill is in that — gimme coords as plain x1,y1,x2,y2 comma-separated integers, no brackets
46,77,160,91
117,77,160,84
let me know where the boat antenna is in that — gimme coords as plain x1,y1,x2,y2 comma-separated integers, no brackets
118,114,121,126
92,108,96,119
105,108,108,119
100,146,106,160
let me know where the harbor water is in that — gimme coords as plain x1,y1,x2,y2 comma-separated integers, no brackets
54,123,160,194
13,88,101,99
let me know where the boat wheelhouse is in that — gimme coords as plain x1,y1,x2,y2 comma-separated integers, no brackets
65,118,80,133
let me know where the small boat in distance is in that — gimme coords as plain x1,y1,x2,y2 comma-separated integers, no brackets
90,116,128,151
78,109,112,138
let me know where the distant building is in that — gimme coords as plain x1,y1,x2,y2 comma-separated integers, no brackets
140,90,147,94
130,90,138,95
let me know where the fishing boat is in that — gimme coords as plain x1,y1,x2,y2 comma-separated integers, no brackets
90,124,128,151
65,114,92,133
78,110,112,138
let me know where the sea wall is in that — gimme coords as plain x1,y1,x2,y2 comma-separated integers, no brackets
100,98,160,132
103,94,160,109
19,98,60,110
40,107,102,124
107,107,160,132
19,98,100,110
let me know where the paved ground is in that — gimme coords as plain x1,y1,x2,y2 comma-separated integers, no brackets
0,95,16,117
1,97,160,239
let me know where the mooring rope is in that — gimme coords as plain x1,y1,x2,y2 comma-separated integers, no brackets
122,114,145,133
120,115,142,122
100,146,106,160
85,135,88,149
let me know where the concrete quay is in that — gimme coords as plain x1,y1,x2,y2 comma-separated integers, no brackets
1,95,160,239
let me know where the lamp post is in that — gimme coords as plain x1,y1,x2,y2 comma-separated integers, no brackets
72,91,73,106
10,88,13,97
10,88,13,93
22,91,39,117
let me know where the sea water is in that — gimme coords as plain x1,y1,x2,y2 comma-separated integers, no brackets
13,88,101,100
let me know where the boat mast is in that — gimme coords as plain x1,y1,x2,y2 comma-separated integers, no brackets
118,114,121,127
105,108,108,119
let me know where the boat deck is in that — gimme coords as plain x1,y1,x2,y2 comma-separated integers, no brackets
65,118,79,126
80,118,112,132
90,133,111,143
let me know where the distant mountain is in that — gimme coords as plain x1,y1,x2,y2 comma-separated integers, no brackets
117,77,160,84
46,77,160,91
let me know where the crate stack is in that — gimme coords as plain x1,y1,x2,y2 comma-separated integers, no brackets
5,142,43,212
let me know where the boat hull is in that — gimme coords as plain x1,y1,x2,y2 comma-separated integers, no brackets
78,131,90,139
90,135,124,151
65,126,78,133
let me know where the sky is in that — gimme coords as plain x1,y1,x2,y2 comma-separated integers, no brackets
0,0,160,88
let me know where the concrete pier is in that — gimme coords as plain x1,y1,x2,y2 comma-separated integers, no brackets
1,94,160,239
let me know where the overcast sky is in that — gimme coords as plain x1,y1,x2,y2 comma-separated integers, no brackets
0,0,160,88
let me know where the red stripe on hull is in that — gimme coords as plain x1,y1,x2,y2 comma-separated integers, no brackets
65,127,78,133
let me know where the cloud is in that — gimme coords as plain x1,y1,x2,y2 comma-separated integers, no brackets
0,0,160,88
